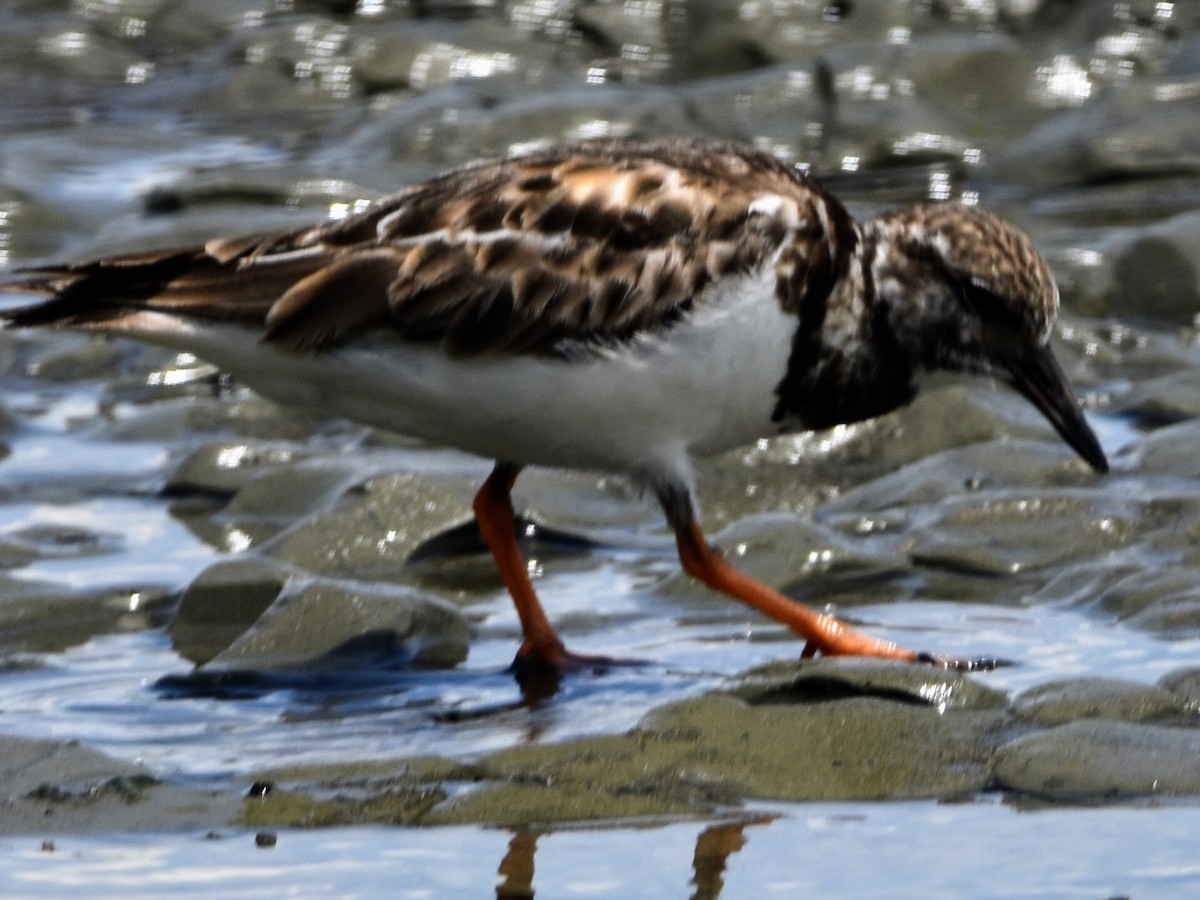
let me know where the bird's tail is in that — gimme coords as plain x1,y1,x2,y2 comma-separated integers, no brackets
1,237,326,332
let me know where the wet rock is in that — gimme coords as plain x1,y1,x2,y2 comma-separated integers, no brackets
23,336,127,382
428,744,717,826
663,514,907,602
35,26,145,83
241,782,448,829
261,755,478,787
513,468,659,537
1127,595,1200,638
97,394,323,443
824,441,1102,518
821,69,965,175
238,758,466,829
326,81,697,172
1028,562,1142,607
0,576,173,656
1036,181,1200,253
222,458,365,521
993,720,1200,800
168,557,291,667
0,732,240,835
171,456,367,554
265,471,476,579
1011,677,1188,726
879,34,1041,139
431,689,1004,824
662,2,830,79
1110,235,1200,323
349,19,557,92
1136,420,1200,476
878,384,1086,471
1115,371,1200,429
1140,497,1200,558
909,492,1134,577
165,441,313,497
719,376,1081,493
1167,31,1200,76
993,80,1200,188
653,689,1003,802
0,182,76,263
1055,211,1200,321
1158,667,1200,710
694,450,841,537
1091,567,1200,622
241,756,481,829
61,0,172,37
202,577,469,672
730,658,1009,712
141,169,372,219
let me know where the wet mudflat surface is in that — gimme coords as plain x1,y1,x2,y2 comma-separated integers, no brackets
3,0,1200,896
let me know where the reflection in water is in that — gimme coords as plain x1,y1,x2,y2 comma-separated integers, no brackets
688,817,774,900
5,804,1200,896
497,830,539,900
493,816,774,900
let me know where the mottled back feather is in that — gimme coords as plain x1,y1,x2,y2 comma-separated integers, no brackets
3,139,836,357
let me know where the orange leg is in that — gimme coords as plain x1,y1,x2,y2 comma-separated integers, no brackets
673,518,1004,669
474,463,622,672
475,467,995,673
676,520,920,662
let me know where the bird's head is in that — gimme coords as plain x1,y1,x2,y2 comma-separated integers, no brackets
863,204,1108,474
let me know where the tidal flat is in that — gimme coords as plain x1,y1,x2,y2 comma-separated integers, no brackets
3,1,1200,896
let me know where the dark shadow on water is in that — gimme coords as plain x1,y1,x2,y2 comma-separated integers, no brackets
153,626,446,700
150,649,685,736
152,666,428,702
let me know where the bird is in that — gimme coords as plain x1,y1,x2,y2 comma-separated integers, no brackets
1,137,1108,674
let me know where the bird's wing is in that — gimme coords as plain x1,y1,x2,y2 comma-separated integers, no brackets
4,139,832,357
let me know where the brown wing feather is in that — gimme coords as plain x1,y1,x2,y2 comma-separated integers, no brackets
263,249,402,350
3,139,822,355
2,237,330,330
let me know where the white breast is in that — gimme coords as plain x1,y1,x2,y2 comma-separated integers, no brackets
112,265,797,483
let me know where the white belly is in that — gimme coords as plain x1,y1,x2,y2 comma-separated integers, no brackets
114,266,796,480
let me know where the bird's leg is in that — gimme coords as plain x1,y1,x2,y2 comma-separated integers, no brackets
659,486,992,669
474,462,626,674
474,463,565,666
674,519,919,661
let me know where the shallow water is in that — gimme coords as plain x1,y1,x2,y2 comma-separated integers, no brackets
3,595,1199,780
3,0,1200,895
7,801,1200,899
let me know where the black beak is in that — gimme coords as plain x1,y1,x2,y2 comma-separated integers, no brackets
1005,343,1108,474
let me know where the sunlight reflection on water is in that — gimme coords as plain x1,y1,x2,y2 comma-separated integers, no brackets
0,588,1192,780
5,801,1200,898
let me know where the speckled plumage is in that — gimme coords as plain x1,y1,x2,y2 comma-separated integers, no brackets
8,141,815,354
0,137,1108,671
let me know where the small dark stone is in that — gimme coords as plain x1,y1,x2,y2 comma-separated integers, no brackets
255,831,277,849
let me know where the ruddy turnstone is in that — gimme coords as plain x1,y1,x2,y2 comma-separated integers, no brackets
2,138,1108,672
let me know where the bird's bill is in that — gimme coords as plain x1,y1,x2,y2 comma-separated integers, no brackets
1005,343,1109,474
